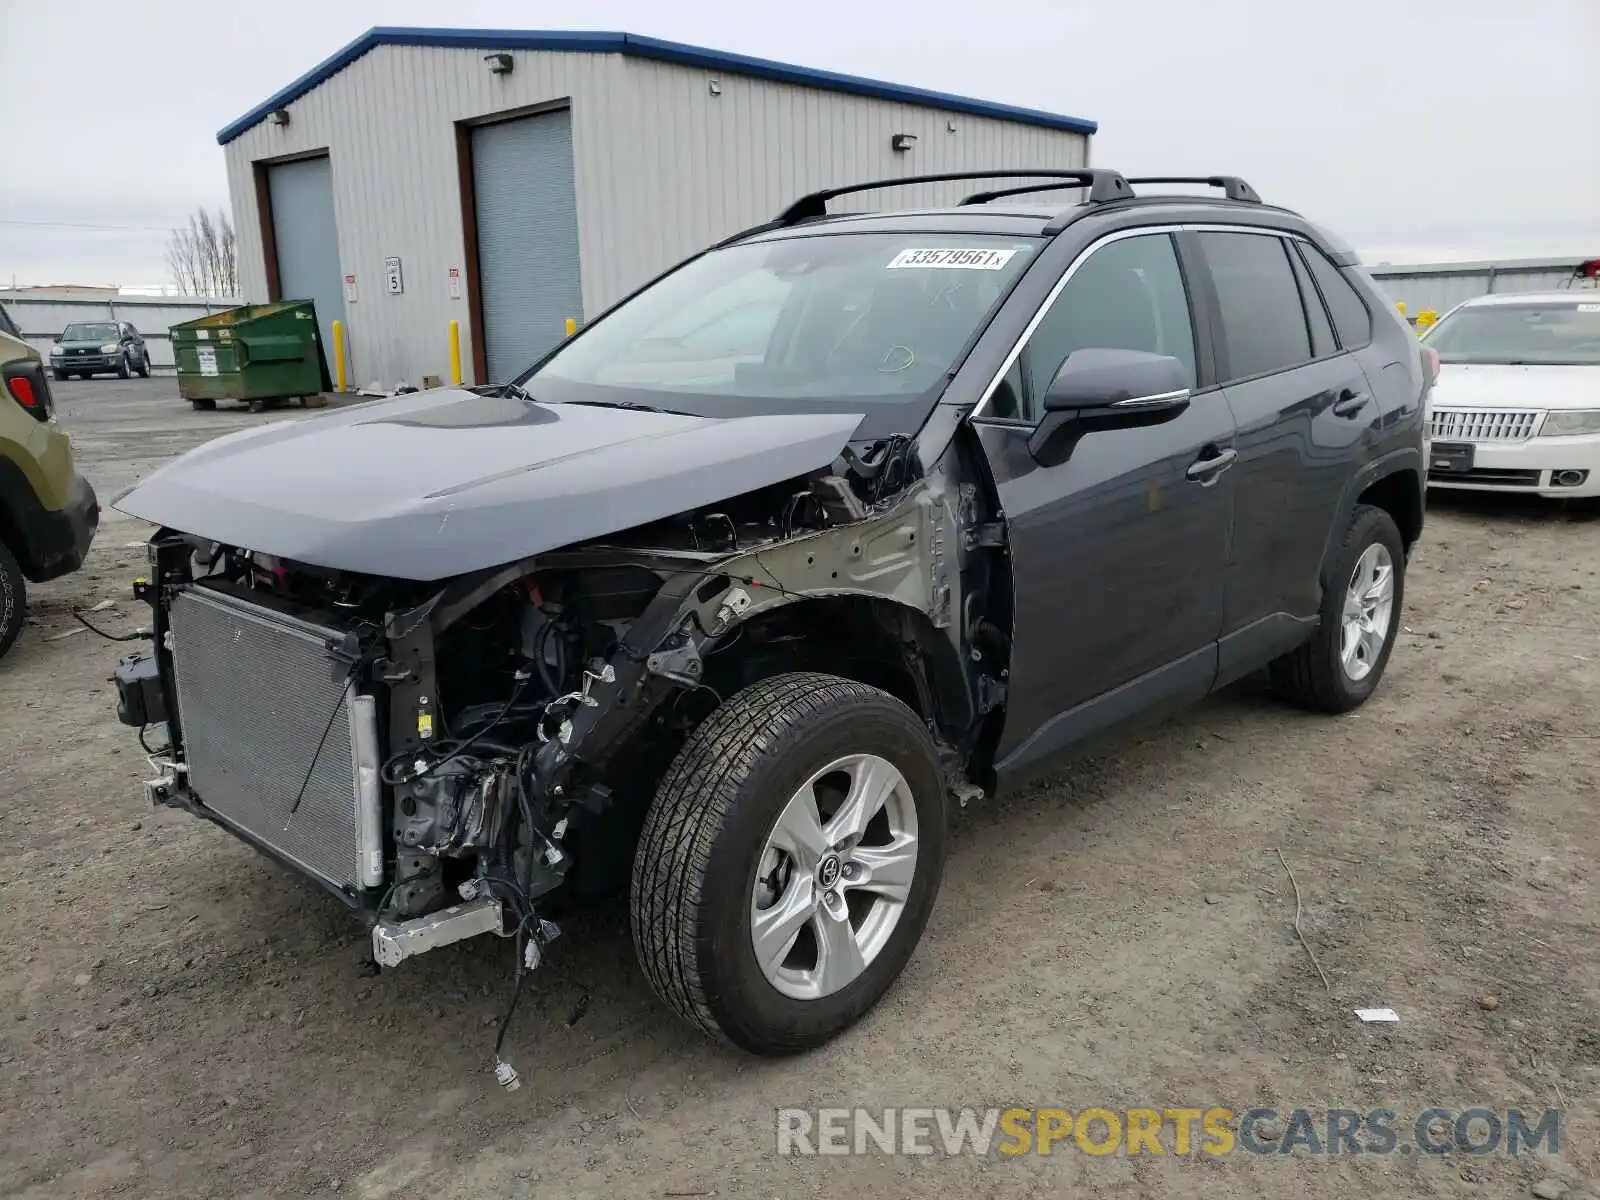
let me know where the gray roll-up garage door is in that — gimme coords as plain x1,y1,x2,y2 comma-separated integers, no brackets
267,156,344,376
472,109,584,381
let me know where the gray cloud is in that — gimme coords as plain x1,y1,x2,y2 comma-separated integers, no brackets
3,0,1595,287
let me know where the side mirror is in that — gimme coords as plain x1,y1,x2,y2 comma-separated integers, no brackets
1028,348,1191,466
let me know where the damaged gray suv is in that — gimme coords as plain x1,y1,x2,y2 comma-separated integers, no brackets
113,169,1429,1057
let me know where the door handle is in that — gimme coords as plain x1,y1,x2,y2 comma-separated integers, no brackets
1332,388,1370,418
1185,447,1238,483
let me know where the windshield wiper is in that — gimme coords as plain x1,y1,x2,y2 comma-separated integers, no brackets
470,381,535,402
565,398,672,414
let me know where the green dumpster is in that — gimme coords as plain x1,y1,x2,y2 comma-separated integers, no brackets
170,300,333,411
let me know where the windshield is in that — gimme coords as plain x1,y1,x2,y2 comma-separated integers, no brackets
1422,301,1600,365
525,233,1038,425
61,323,119,342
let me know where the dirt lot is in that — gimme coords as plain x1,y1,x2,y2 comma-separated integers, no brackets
2,377,1597,1199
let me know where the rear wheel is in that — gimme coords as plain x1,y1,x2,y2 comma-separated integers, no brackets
631,672,947,1055
0,541,27,660
1270,504,1406,712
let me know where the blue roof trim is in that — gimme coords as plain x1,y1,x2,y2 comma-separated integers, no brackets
216,27,1097,145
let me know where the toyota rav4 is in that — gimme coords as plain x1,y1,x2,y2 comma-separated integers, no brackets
112,169,1429,1060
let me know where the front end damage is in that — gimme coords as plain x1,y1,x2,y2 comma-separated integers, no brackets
117,438,1011,978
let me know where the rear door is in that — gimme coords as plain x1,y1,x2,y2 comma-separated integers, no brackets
970,229,1237,777
1186,229,1374,680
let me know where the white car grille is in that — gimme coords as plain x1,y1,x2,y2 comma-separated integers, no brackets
1428,409,1543,443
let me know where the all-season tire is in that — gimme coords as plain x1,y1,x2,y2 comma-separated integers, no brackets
631,672,947,1055
116,353,131,379
1270,504,1406,713
52,369,67,382
0,541,27,660
137,351,151,378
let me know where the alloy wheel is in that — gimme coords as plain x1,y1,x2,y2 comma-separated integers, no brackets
750,753,919,1000
1340,542,1395,681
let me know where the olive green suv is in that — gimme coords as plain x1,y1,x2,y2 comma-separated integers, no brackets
0,303,99,658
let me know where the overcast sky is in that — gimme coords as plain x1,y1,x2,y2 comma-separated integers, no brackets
2,0,1595,289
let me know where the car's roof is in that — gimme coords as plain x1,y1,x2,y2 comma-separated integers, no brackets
1457,290,1600,308
740,197,1315,243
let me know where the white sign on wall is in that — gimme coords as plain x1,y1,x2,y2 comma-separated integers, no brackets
344,274,358,303
384,257,404,295
448,267,461,299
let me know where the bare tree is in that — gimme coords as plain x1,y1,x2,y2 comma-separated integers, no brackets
165,207,238,296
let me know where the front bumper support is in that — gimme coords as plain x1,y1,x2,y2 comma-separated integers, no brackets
372,896,506,967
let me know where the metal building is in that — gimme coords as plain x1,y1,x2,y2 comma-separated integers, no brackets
1369,255,1596,316
219,27,1096,389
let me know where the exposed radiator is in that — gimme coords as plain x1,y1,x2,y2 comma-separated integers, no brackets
167,587,382,893
1428,408,1543,443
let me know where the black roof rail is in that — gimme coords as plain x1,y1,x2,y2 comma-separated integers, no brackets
960,180,1096,205
1123,175,1261,204
775,169,1132,224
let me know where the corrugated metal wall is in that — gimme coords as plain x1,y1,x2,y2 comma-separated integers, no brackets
1,294,240,368
1369,258,1587,315
224,44,1088,387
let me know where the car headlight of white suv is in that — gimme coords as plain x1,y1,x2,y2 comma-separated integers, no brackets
1538,410,1600,437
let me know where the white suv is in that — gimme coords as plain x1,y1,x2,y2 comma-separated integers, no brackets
1422,291,1600,499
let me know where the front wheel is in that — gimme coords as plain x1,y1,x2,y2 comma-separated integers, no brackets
116,353,131,379
1270,504,1406,712
631,672,948,1055
137,351,151,378
52,369,66,381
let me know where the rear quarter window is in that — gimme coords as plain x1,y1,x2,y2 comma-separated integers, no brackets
1299,243,1373,350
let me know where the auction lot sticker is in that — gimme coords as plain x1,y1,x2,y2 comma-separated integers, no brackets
887,247,1018,270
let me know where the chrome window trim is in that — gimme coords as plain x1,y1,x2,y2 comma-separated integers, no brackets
1112,387,1191,408
970,222,1311,420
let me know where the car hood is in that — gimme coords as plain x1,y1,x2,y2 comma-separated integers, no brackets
56,340,116,349
1429,363,1600,411
114,388,865,581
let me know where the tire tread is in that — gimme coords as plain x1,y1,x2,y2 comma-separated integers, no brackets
0,540,27,660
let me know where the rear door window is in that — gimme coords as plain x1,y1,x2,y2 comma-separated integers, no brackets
1298,243,1373,349
1196,231,1314,381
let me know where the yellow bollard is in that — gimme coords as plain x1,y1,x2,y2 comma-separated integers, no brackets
1416,309,1438,329
565,317,577,338
331,319,347,393
448,319,462,386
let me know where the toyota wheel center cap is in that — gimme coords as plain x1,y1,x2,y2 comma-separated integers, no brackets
818,854,842,889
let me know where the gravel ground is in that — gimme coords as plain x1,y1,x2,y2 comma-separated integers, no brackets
2,378,1597,1200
